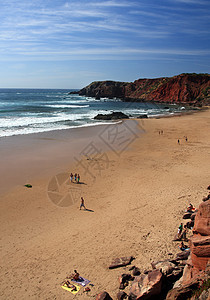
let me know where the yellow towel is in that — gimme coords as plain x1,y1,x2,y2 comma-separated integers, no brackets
61,283,80,294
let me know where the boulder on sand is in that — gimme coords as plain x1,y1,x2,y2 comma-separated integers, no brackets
175,250,190,261
151,260,176,276
129,269,162,299
109,256,133,269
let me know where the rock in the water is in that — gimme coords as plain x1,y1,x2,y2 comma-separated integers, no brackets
129,269,162,299
96,291,113,300
94,111,129,120
109,256,133,269
137,114,148,119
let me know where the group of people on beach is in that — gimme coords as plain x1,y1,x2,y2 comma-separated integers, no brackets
158,130,188,145
70,173,80,184
177,203,195,251
177,223,189,250
69,172,88,210
178,136,188,145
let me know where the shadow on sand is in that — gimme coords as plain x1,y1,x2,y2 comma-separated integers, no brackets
72,181,87,185
84,208,94,212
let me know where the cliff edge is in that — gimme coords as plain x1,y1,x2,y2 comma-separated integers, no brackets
76,73,210,106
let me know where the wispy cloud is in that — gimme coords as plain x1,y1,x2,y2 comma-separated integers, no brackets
0,45,209,60
88,0,134,7
172,0,208,4
0,0,209,82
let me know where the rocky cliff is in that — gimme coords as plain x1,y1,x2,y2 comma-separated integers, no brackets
76,73,210,106
166,198,210,300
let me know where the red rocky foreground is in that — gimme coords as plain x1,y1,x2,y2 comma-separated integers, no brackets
96,196,210,300
166,199,210,299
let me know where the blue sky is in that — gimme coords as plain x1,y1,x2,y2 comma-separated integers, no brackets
0,0,209,88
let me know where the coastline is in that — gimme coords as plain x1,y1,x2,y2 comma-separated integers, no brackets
0,119,140,195
0,108,210,299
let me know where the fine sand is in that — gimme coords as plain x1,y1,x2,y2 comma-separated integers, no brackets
0,109,210,299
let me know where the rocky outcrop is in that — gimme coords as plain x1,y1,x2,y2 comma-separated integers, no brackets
129,270,162,300
166,277,201,300
190,200,210,274
94,112,129,120
74,73,210,106
166,199,210,299
193,200,210,236
94,195,209,299
129,269,163,299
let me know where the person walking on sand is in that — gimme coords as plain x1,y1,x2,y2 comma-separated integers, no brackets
77,174,80,184
80,197,86,210
70,173,73,183
74,173,77,182
178,139,180,145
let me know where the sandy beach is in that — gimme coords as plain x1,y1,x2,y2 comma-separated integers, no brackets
0,109,210,299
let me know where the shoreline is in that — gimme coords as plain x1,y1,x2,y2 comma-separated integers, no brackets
1,106,205,196
0,119,140,195
0,108,210,299
0,100,203,140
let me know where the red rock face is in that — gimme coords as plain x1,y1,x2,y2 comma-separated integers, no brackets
191,235,210,257
193,200,210,236
190,200,210,272
78,74,210,105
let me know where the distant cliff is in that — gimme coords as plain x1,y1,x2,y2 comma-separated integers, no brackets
75,73,210,106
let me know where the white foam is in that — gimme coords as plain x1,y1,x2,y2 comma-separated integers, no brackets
0,119,121,137
45,104,90,108
0,109,111,129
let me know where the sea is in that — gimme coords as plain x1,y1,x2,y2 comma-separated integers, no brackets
0,88,189,138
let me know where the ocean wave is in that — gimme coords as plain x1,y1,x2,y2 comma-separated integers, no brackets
0,119,121,137
0,110,110,128
45,104,90,108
